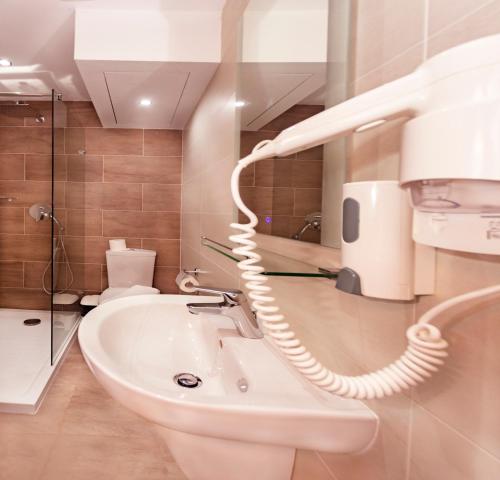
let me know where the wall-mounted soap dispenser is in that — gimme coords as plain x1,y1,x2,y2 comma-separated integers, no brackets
337,181,435,300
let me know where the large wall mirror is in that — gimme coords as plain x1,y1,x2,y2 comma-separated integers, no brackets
237,0,351,250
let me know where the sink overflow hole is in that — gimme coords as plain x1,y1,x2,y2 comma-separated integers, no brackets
24,318,41,326
173,373,203,389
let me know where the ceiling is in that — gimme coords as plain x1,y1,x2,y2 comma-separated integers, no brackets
0,0,225,100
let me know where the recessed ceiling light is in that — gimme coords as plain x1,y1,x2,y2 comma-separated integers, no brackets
234,100,246,108
140,98,152,107
0,58,12,67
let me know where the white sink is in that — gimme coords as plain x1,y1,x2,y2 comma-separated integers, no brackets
78,294,378,480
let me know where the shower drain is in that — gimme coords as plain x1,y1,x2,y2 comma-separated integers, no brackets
24,318,41,326
173,373,203,389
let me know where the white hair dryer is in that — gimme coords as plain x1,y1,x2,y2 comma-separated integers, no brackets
245,34,500,255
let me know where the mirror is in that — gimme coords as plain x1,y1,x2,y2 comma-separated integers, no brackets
237,0,351,248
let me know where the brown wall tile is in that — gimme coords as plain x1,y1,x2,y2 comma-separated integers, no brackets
0,181,65,208
0,127,53,154
142,184,181,212
103,211,180,239
103,156,181,184
0,154,24,180
102,183,142,211
255,159,292,187
0,261,23,287
293,189,323,217
0,287,50,309
65,209,102,237
0,235,51,262
84,128,143,155
67,155,103,182
65,182,101,209
0,102,182,304
25,155,67,181
0,208,24,234
144,130,182,156
67,263,101,291
23,262,49,289
141,239,180,267
0,106,25,126
152,266,179,293
292,160,323,188
25,208,67,235
66,102,102,127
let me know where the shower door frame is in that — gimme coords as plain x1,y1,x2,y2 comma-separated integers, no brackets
0,89,63,365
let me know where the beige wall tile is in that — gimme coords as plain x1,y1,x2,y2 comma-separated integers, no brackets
427,0,500,57
353,0,426,79
292,450,335,480
408,405,500,480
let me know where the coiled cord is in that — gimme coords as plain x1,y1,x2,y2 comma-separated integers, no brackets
229,140,500,399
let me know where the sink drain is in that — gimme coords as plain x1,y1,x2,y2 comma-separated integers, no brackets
173,373,203,389
24,318,41,326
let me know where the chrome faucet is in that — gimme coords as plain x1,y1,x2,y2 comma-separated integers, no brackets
186,286,263,339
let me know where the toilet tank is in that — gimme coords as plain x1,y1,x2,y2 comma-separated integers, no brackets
105,249,156,288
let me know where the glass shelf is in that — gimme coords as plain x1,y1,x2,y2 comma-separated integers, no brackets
201,237,338,279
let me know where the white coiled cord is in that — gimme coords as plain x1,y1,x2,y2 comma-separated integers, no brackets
229,140,500,399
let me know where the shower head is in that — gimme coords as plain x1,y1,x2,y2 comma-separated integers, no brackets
29,203,51,222
35,113,45,124
29,203,64,232
0,101,46,123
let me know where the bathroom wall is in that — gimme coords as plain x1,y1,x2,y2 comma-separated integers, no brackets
182,0,500,478
240,105,324,243
0,102,181,309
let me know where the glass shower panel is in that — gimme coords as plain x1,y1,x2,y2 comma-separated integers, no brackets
51,92,79,363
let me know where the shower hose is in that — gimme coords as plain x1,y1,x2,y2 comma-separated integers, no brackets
229,140,500,399
42,218,74,295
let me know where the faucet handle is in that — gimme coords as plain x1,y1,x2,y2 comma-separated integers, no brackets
193,285,242,300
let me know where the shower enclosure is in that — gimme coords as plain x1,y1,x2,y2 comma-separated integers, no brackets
0,90,80,413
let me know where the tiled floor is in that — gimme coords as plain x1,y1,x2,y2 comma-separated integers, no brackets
0,341,186,480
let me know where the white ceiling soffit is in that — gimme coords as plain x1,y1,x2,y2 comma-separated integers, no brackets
0,0,223,108
240,63,326,131
74,8,220,128
239,0,329,131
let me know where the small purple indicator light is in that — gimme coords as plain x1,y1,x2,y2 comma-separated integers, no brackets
265,216,272,224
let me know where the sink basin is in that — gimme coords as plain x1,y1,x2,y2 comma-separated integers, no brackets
78,294,378,480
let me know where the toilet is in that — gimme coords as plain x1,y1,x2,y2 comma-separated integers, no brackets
99,248,159,304
80,248,159,313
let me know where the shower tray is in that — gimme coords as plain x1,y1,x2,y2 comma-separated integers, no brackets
0,308,80,414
